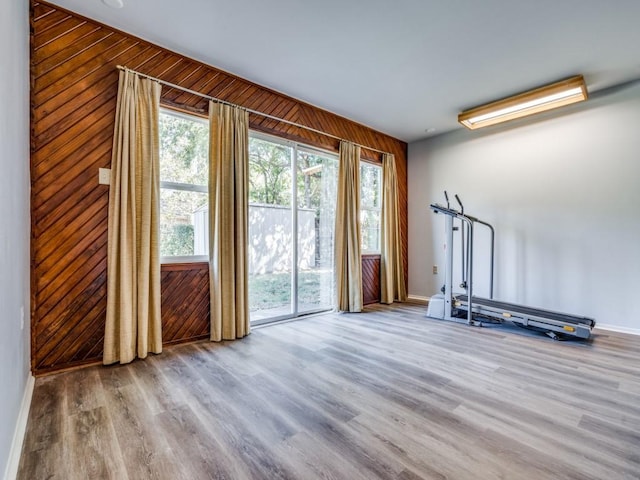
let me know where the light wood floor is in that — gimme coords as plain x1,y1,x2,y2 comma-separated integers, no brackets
18,304,640,479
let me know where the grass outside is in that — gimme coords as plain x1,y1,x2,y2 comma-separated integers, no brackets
249,269,333,311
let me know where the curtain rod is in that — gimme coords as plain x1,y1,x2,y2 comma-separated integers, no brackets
116,65,391,156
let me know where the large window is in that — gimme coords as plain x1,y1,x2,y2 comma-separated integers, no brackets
158,107,377,280
159,112,338,323
159,109,209,262
248,133,338,323
360,162,382,253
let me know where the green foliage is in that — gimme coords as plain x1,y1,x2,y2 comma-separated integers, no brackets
297,151,330,212
360,162,381,208
159,112,208,186
159,111,209,257
248,270,333,312
248,139,337,212
248,138,291,205
360,162,382,251
160,224,195,257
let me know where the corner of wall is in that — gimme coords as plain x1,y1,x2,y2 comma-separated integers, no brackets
0,0,33,477
2,376,34,480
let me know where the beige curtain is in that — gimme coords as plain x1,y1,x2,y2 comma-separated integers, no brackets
380,153,407,304
335,141,363,312
104,70,162,365
208,102,250,341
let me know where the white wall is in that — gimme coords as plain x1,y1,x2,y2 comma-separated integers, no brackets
408,81,640,332
0,0,32,477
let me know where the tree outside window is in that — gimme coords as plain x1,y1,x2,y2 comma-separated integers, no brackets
158,109,209,259
360,162,382,253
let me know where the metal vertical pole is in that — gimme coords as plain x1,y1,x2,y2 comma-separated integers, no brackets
476,219,495,299
466,220,474,325
291,144,298,316
444,214,454,321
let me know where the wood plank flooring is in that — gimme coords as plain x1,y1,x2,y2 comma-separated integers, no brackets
18,304,640,479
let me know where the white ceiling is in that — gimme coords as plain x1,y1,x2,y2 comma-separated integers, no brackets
47,0,640,142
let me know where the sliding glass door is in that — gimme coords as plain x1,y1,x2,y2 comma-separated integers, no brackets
248,134,337,324
296,147,337,314
247,136,293,321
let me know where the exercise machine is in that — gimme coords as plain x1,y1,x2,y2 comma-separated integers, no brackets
426,192,595,340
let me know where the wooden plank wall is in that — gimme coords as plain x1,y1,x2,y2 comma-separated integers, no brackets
161,263,210,345
30,1,409,374
362,255,382,305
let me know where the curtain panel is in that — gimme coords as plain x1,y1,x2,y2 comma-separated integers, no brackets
208,102,251,341
104,70,162,365
380,153,407,304
335,141,363,312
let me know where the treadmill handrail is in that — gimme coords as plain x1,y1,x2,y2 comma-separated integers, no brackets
431,202,495,299
474,218,495,299
430,203,461,217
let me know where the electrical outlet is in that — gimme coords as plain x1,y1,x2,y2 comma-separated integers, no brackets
433,265,438,275
98,168,111,185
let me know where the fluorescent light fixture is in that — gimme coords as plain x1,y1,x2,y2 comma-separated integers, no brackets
458,75,588,130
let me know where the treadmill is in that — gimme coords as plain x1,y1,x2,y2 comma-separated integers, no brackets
426,193,595,340
453,294,595,339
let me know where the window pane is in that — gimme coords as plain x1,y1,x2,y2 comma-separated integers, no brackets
360,163,381,209
248,137,292,206
248,136,293,320
360,162,382,252
361,209,380,252
160,189,208,257
297,149,337,312
159,109,209,260
159,111,208,186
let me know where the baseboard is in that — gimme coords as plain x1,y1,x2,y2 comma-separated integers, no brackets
595,324,640,336
3,374,34,480
406,295,430,305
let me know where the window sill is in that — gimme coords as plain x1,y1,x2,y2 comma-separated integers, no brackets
161,262,209,272
161,255,208,265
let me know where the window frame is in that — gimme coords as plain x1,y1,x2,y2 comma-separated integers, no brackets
158,110,383,263
359,160,383,255
159,107,209,264
247,130,339,323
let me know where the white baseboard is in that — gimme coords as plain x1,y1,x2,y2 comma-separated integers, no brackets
3,374,34,480
407,294,430,305
595,324,640,336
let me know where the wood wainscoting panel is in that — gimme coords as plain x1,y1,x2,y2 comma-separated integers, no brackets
362,255,381,305
30,0,407,373
161,263,210,345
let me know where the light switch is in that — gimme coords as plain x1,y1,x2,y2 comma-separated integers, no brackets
99,168,111,185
